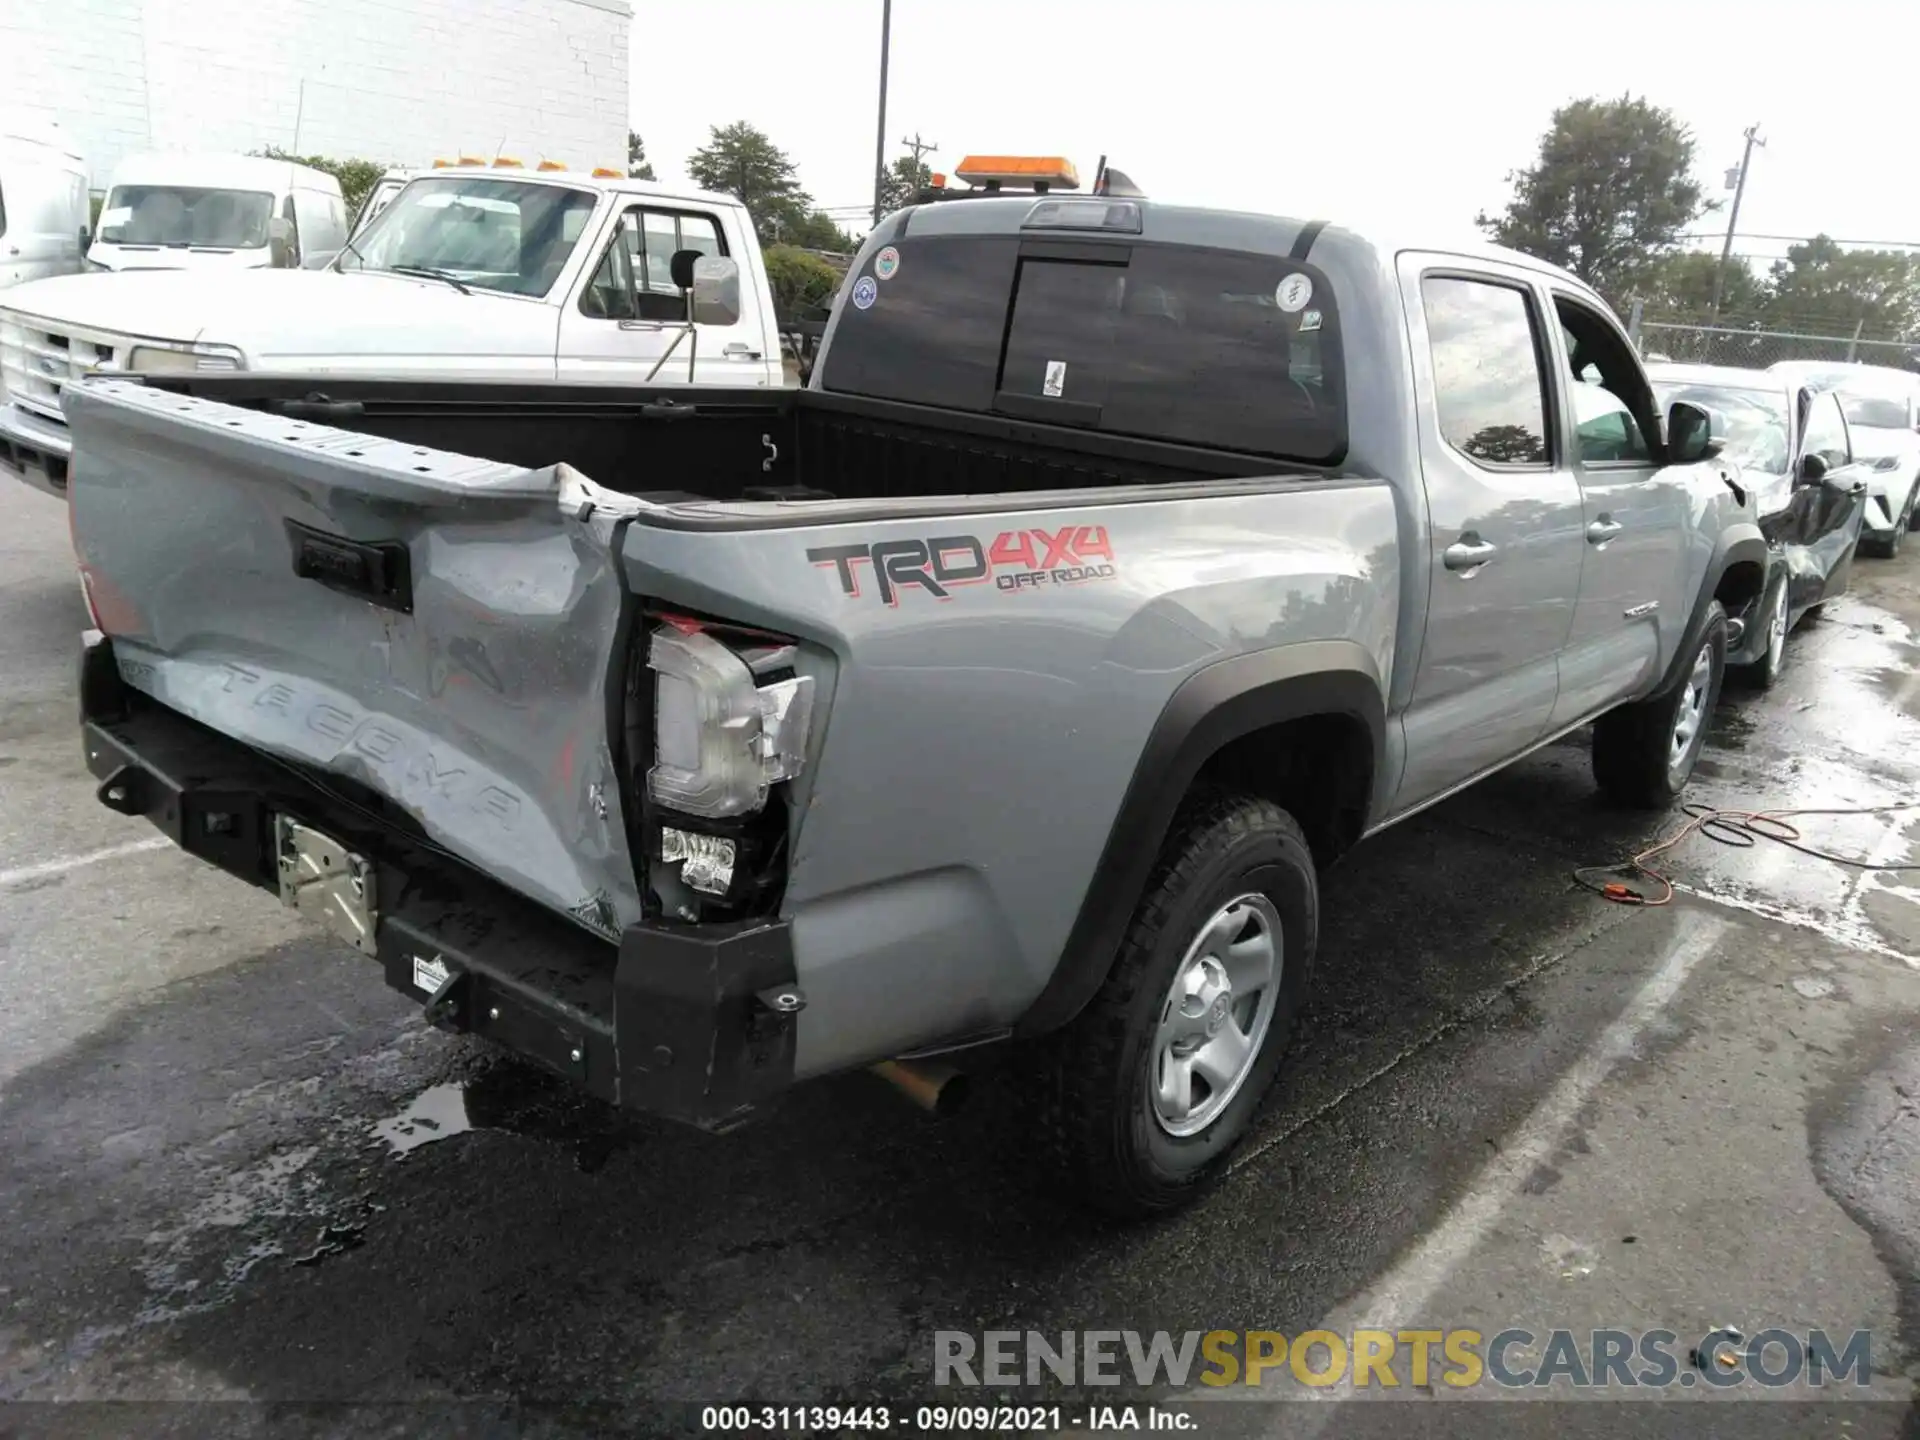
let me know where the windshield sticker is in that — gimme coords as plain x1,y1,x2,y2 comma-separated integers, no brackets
1299,309,1323,333
1044,360,1067,397
874,246,900,280
851,275,878,310
1276,274,1314,312
100,207,133,227
808,525,1118,606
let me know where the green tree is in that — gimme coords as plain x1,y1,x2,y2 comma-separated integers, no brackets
876,154,932,217
763,244,844,316
782,210,856,253
1762,236,1920,343
1476,95,1710,307
687,122,810,246
254,147,386,215
627,131,655,181
1638,250,1768,322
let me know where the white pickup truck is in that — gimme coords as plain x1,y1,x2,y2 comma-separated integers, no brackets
0,164,789,498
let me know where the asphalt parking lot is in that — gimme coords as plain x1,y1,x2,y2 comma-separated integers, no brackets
3,473,1920,1439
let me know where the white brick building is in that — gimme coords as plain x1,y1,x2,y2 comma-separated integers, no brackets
2,0,632,188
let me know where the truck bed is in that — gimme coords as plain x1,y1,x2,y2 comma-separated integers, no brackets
144,375,1290,504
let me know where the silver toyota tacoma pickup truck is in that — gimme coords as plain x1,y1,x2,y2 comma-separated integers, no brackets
61,187,1766,1215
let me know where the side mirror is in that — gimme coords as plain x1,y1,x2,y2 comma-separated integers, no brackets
689,254,742,327
1796,452,1830,486
1667,400,1725,463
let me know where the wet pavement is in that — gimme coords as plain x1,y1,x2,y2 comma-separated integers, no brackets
3,474,1920,1439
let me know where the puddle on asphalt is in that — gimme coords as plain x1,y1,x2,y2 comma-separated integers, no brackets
369,1061,646,1170
373,1083,475,1156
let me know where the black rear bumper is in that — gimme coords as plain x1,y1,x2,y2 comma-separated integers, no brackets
79,633,800,1131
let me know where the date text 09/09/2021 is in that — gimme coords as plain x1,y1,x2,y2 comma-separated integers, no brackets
699,1404,1193,1432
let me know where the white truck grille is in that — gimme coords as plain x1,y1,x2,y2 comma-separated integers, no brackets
0,313,132,429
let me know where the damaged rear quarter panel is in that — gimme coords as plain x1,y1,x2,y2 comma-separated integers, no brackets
621,482,1399,1075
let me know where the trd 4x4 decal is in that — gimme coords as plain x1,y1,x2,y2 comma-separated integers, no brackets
808,525,1117,606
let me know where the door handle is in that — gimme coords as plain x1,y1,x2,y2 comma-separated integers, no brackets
722,342,762,360
1586,518,1624,545
1443,537,1497,572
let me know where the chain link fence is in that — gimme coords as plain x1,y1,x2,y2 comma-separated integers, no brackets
1630,312,1920,372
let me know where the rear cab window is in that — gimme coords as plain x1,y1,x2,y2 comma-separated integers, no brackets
818,227,1345,466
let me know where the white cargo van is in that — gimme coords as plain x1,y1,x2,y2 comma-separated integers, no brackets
0,163,789,497
88,153,347,273
0,124,89,290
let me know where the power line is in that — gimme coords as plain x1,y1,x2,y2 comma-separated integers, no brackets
1679,231,1920,250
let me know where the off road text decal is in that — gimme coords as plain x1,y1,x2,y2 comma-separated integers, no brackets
807,525,1117,606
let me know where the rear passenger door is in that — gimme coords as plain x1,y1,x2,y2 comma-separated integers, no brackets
1546,291,1690,729
1391,258,1586,813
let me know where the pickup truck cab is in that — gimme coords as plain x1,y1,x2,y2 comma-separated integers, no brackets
87,152,346,274
62,171,1763,1215
0,164,786,497
0,122,89,291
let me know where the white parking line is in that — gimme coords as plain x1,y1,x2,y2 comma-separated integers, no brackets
0,837,170,890
1225,911,1727,1426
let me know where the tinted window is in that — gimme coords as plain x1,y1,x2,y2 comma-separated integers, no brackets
1001,258,1125,412
1803,393,1850,468
1100,246,1341,460
821,234,1345,462
1423,277,1551,466
818,235,1019,412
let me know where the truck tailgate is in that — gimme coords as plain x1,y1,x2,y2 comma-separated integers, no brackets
64,378,643,940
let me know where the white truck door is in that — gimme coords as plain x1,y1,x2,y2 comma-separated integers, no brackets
557,204,769,385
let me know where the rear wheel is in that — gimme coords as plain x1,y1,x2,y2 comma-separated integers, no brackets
1592,601,1727,808
1036,792,1315,1218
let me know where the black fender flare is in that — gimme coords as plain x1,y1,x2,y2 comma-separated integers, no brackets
1015,641,1386,1037
1654,525,1767,697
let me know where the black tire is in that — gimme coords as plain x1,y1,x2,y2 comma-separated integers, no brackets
1861,526,1901,560
1035,792,1316,1218
1907,488,1920,533
1592,600,1727,809
1731,578,1788,691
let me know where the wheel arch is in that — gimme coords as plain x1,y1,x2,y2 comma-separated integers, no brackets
1658,525,1766,696
1016,641,1385,1037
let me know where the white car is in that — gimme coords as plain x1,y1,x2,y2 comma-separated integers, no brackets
0,164,788,498
1770,361,1920,556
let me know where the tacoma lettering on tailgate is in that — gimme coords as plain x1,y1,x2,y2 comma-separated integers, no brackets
807,525,1117,606
215,662,523,828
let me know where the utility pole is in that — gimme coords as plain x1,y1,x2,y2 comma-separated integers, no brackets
871,0,892,229
900,133,938,169
1708,123,1765,325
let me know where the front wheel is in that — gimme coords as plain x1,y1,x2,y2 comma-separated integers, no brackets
1592,601,1727,808
1036,792,1315,1218
1732,579,1788,691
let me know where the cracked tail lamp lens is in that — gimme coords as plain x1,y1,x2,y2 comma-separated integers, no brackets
647,625,814,818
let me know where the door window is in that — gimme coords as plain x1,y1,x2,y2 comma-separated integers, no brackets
1802,393,1851,469
580,207,726,322
1554,297,1653,465
1421,276,1553,467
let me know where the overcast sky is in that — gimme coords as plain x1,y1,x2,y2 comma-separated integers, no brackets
631,0,1919,265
